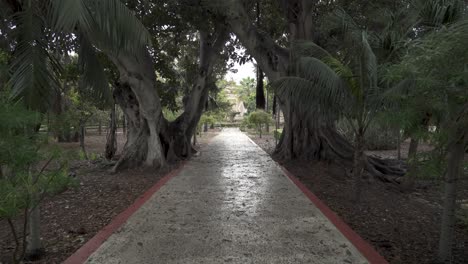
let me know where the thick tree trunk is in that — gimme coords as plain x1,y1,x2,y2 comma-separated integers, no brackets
438,133,466,263
105,104,117,160
112,82,164,171
159,28,227,161
109,51,166,172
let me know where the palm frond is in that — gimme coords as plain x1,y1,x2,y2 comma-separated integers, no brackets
272,56,353,119
8,5,62,111
49,0,152,55
290,40,331,61
416,0,465,27
81,0,152,55
272,76,339,121
296,57,350,107
359,31,379,95
78,34,111,105
49,0,86,32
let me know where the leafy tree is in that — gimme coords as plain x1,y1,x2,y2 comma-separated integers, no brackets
385,19,468,262
236,77,256,113
248,110,272,138
274,15,393,199
0,101,73,262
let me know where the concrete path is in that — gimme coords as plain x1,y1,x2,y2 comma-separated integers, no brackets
85,128,369,264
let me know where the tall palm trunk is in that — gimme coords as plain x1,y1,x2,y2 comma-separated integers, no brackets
438,132,466,262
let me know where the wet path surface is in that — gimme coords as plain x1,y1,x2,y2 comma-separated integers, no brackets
86,128,368,264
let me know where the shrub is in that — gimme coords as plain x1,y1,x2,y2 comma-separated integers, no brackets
0,102,74,263
274,129,283,140
248,110,273,138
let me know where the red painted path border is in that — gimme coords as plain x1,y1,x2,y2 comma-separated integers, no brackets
63,162,186,264
246,136,388,264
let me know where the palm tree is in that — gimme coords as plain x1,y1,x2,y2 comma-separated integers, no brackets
272,10,385,201
5,0,151,110
2,0,151,259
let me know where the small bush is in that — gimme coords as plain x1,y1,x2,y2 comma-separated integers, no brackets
274,129,283,140
248,110,273,138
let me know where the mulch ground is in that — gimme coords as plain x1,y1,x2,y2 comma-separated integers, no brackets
248,132,468,264
0,129,219,264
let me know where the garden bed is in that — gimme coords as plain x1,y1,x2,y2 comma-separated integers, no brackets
247,131,468,264
0,129,219,263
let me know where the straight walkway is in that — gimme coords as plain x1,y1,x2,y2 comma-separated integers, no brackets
85,128,368,264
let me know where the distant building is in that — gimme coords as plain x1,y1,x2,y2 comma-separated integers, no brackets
224,85,248,120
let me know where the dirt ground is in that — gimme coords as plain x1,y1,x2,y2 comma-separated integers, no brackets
0,128,220,264
247,131,468,264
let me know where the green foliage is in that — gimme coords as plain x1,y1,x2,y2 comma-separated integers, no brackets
236,77,256,113
274,129,283,140
248,110,272,137
384,19,468,178
6,0,150,111
336,119,398,151
0,101,74,262
199,114,216,128
49,87,99,141
163,108,182,122
240,117,253,131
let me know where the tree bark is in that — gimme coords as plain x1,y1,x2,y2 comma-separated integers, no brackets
109,51,166,172
105,103,117,160
122,114,127,135
79,119,88,160
438,132,466,263
254,0,266,110
272,95,277,116
256,67,266,110
25,206,43,260
193,131,197,146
